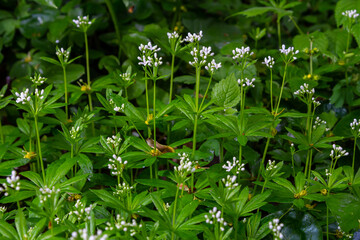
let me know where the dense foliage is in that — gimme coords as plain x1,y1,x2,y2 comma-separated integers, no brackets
0,0,360,239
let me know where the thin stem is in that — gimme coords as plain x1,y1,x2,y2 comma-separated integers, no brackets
326,200,329,240
270,69,273,113
261,179,268,194
84,31,94,136
234,217,238,240
274,63,288,116
171,186,180,240
0,119,3,144
309,40,313,76
105,0,122,59
353,137,357,170
34,115,45,181
199,75,213,112
192,67,201,158
145,76,151,137
191,172,194,193
153,79,157,153
257,136,271,182
62,66,68,120
289,15,304,35
169,54,175,104
277,16,281,48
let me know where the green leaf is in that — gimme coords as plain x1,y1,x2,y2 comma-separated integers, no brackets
0,159,30,176
15,208,26,240
40,56,61,66
0,220,18,240
0,191,36,203
273,177,296,194
21,171,43,187
234,7,276,18
33,0,58,8
280,210,323,240
327,193,360,232
46,157,76,187
77,154,93,180
293,32,329,52
91,189,128,212
136,179,177,194
211,73,240,108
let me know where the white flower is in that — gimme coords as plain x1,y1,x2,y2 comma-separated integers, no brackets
325,168,332,176
263,56,275,68
119,72,131,81
330,144,349,159
30,74,47,85
232,46,253,61
313,116,326,129
342,10,359,19
167,31,179,40
279,44,298,62
39,185,61,204
113,182,133,197
174,152,197,181
70,228,108,240
189,46,214,67
222,157,245,174
293,83,315,96
72,16,93,29
108,154,127,176
238,78,255,88
35,88,45,100
205,59,221,74
70,126,81,140
0,170,21,196
105,215,141,237
137,42,162,68
106,135,122,147
15,89,31,104
266,160,277,171
56,47,70,62
183,31,203,43
205,208,227,231
269,218,284,240
222,175,238,189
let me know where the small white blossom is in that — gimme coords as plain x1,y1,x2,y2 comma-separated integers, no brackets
30,74,47,85
325,168,332,176
15,89,31,104
263,56,275,68
350,118,360,137
70,228,108,240
0,171,21,197
108,154,127,176
232,46,254,61
0,206,6,213
107,135,122,147
183,31,203,43
72,16,93,29
69,199,93,222
294,83,315,96
56,47,70,61
113,182,133,197
222,157,245,174
222,175,238,189
119,72,131,82
174,153,197,181
269,218,284,240
39,185,61,203
205,207,228,232
342,10,359,19
330,144,349,159
238,78,255,88
70,126,81,140
167,31,179,40
205,59,221,74
105,215,142,237
279,44,298,62
313,116,326,129
266,160,277,171
189,46,214,66
35,88,45,100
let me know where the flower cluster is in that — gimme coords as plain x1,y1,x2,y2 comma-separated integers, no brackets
137,42,163,68
325,168,332,176
69,199,93,222
205,59,221,74
113,182,133,197
109,99,125,112
72,16,93,30
107,135,122,148
30,73,47,85
189,46,214,67
222,175,238,189
119,72,131,82
313,116,327,129
294,83,315,96
0,171,21,196
336,225,353,239
167,31,180,40
70,126,81,140
238,78,255,88
70,228,108,240
15,89,30,104
342,10,359,19
266,160,277,171
105,215,142,237
56,47,70,62
174,153,196,182
279,44,298,62
312,97,321,107
269,218,284,240
0,206,6,213
222,157,245,174
205,207,228,232
183,31,203,43
350,118,360,137
108,154,127,176
39,186,61,203
263,56,275,68
232,46,254,61
330,144,349,159
35,89,44,100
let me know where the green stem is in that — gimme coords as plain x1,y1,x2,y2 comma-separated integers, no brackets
289,15,304,35
145,77,151,137
270,69,273,113
153,79,157,153
171,186,180,240
277,16,281,48
234,217,238,240
191,172,194,193
199,75,213,112
291,151,295,178
62,66,68,120
169,54,175,104
220,138,224,163
261,179,268,194
0,119,3,144
326,200,329,240
353,137,357,170
105,0,122,59
84,31,94,136
34,115,45,181
192,67,201,158
257,136,271,182
274,63,288,116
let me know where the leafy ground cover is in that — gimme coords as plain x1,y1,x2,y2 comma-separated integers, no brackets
0,0,360,239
